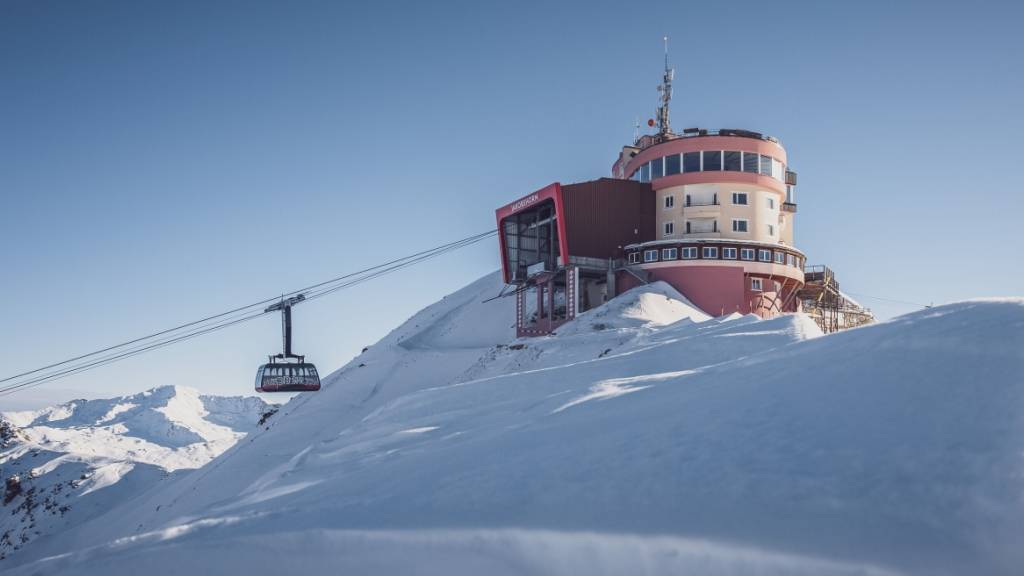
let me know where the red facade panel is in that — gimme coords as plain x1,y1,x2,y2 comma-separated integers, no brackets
560,178,654,260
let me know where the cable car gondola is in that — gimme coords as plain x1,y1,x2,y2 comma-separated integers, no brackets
256,294,321,393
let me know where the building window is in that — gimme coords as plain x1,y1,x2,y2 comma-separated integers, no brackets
664,195,674,209
741,248,755,261
703,150,722,171
751,277,763,291
662,248,677,260
664,221,675,236
760,154,772,176
767,224,775,236
774,252,785,264
723,247,737,259
732,192,748,205
684,194,692,207
644,249,658,263
759,249,771,262
743,151,759,173
681,247,698,259
732,219,749,232
651,157,664,179
665,154,680,175
772,159,783,181
628,252,640,264
787,254,795,267
640,163,650,182
685,221,691,234
683,152,701,173
702,247,718,259
723,151,742,172
767,197,775,209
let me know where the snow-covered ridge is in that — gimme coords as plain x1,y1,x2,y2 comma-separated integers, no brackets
5,273,1024,575
0,386,273,560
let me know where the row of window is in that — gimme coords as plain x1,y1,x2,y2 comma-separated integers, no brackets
663,219,775,237
634,150,785,183
262,365,318,377
663,192,776,209
627,245,803,269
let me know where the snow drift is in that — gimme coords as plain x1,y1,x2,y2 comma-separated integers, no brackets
5,273,1024,576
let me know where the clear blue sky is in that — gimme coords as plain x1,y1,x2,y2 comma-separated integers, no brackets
2,0,1022,409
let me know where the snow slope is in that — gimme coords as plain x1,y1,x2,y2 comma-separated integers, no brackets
6,272,1024,576
0,386,273,560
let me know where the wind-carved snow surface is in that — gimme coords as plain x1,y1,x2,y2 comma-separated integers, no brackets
0,386,273,560
5,272,1024,576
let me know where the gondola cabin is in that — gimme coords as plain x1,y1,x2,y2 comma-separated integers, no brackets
255,362,320,393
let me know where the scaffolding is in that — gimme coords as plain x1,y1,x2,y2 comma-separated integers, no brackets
798,265,874,334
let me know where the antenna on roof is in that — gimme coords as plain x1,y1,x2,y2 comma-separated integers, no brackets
633,116,640,143
656,36,674,137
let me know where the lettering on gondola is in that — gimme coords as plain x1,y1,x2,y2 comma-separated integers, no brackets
264,376,318,386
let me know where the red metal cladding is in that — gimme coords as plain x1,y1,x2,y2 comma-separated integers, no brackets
559,178,655,260
496,179,655,283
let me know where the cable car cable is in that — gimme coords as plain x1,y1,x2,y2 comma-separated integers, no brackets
0,229,496,388
0,229,497,396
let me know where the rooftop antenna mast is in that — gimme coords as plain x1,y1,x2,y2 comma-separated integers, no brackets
656,36,674,137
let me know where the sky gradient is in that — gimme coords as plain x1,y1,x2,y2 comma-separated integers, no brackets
2,0,1022,409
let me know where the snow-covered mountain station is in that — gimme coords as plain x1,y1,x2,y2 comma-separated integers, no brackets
496,49,872,337
2,4,1022,575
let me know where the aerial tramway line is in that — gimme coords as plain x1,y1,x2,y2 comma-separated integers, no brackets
0,230,498,397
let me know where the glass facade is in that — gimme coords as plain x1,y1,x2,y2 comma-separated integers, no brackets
626,243,802,270
703,150,722,171
683,152,701,173
665,154,681,175
633,150,787,184
743,151,759,173
723,151,742,172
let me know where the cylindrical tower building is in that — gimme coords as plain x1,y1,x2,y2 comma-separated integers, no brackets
612,129,804,318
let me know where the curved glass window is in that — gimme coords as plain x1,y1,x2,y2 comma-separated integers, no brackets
703,150,722,171
630,151,787,183
723,151,742,172
743,152,759,173
665,154,680,175
683,152,701,173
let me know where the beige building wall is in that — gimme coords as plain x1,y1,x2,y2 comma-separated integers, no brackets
655,182,790,245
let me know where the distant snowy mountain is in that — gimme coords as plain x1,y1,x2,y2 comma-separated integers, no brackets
0,386,274,560
4,273,1024,576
